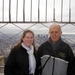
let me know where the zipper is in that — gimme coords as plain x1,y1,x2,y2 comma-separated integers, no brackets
52,57,55,75
52,46,60,75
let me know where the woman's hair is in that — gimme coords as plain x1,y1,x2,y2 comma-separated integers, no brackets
11,30,36,52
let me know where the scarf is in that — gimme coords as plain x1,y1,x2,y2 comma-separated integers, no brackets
21,42,36,74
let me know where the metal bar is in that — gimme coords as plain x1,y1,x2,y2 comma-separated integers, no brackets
30,0,32,22
0,23,8,28
23,0,25,22
16,0,18,22
61,0,63,22
45,0,47,22
38,0,40,22
9,0,11,22
0,21,75,24
69,0,71,22
53,0,55,22
0,31,9,37
2,0,4,22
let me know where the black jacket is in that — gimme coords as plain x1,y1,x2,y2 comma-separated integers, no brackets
4,46,36,75
37,40,75,75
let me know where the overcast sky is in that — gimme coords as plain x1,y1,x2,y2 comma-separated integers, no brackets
0,0,75,34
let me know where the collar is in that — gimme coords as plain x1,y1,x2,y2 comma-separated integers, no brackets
48,37,61,44
21,42,34,54
48,37,62,50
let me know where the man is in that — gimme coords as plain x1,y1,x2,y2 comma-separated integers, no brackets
36,24,75,75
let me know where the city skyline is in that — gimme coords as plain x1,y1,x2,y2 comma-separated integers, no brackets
0,33,75,57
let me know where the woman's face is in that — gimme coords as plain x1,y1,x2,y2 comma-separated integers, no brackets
22,32,34,47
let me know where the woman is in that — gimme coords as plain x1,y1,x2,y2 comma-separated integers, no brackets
4,30,37,75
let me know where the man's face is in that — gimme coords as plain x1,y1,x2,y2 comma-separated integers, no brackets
49,25,62,43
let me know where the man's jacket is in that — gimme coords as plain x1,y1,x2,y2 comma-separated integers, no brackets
37,40,75,75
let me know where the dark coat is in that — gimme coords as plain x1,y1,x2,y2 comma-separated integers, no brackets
36,40,75,75
4,46,36,75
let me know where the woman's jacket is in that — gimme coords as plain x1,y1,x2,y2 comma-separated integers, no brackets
4,46,36,75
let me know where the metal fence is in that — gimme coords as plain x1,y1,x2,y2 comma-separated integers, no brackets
0,0,75,73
